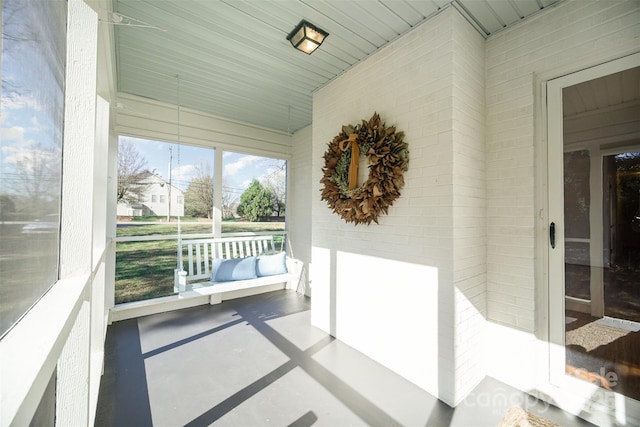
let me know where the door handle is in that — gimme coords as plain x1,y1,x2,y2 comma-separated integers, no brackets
550,222,556,249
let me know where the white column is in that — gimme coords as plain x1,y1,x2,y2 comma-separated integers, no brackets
89,95,110,424
105,132,118,312
57,0,98,425
60,0,98,279
213,148,223,237
589,148,604,317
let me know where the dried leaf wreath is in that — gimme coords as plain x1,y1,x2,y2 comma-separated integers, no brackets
320,112,409,225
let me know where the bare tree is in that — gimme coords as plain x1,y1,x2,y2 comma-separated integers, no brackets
2,0,66,98
262,161,286,217
117,140,150,205
221,179,238,219
1,0,67,219
4,145,61,216
184,162,214,218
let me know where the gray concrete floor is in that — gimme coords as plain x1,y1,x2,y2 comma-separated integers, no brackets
95,290,594,427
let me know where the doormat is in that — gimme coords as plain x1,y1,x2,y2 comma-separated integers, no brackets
566,321,630,352
497,406,561,427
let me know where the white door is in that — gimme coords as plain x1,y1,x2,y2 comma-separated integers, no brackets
547,53,640,421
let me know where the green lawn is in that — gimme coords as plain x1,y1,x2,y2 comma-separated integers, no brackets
116,220,285,237
116,239,177,303
115,221,285,304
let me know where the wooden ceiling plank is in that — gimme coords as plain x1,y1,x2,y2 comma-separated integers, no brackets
116,1,348,78
539,0,558,8
602,72,622,110
214,0,365,62
562,86,585,117
342,0,413,35
120,77,307,132
486,0,521,27
115,35,327,98
114,18,338,87
116,50,316,110
113,0,563,133
403,0,441,18
431,0,451,9
621,66,640,104
226,0,380,55
120,60,315,108
302,0,391,47
458,0,504,34
379,0,427,26
279,2,378,55
576,82,598,113
509,0,540,16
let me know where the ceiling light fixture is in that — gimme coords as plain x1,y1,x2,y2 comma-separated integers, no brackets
286,20,329,55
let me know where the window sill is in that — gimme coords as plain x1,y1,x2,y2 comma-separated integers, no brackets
0,274,89,426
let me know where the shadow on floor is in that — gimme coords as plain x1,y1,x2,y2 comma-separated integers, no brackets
96,290,594,427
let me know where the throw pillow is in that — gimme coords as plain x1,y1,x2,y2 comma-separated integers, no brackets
256,252,288,277
211,256,257,282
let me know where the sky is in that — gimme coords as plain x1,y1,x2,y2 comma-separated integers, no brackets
119,136,286,203
0,0,285,208
1,0,65,202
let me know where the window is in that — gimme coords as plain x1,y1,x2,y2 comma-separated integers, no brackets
223,151,286,221
0,0,67,338
114,139,289,305
115,136,215,304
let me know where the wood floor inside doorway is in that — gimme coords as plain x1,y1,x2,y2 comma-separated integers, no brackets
566,310,640,401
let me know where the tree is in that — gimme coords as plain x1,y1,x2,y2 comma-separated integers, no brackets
0,195,16,223
184,162,214,218
221,180,237,219
117,140,150,205
236,179,273,222
3,144,61,217
262,161,286,217
1,0,66,219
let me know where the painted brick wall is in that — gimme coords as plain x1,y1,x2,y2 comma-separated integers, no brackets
451,9,487,402
289,125,312,295
311,7,487,406
485,0,640,332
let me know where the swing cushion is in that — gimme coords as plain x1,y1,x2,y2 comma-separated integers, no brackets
211,256,258,282
256,252,288,277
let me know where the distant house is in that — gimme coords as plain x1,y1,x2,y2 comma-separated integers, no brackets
117,173,184,217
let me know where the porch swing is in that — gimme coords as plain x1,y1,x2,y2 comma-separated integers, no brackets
171,76,298,304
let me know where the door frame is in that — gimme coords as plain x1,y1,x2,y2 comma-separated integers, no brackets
544,52,640,412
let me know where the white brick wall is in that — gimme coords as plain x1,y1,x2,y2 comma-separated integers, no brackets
289,125,312,295
485,0,640,332
309,0,639,411
484,2,640,421
311,7,487,406
451,8,487,402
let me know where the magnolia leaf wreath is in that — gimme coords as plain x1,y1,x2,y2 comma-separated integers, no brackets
320,112,409,225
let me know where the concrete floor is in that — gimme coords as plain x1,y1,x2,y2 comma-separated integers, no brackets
95,290,595,427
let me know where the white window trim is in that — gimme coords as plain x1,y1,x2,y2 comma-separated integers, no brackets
0,275,89,425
